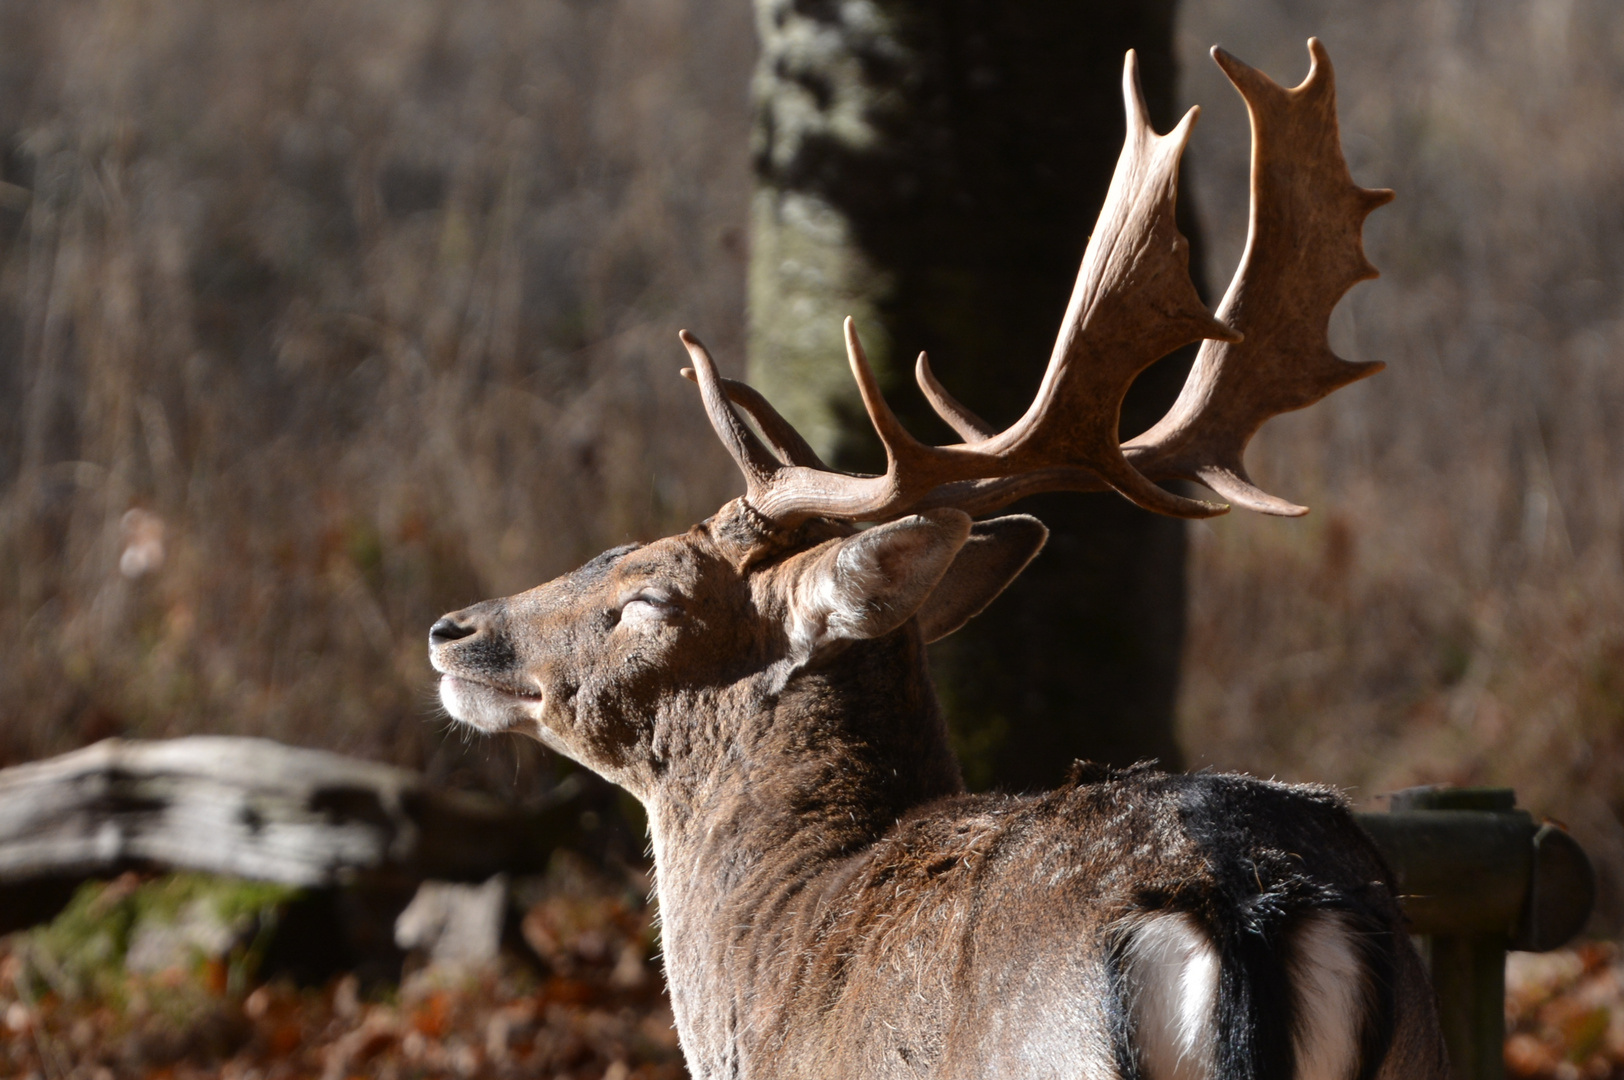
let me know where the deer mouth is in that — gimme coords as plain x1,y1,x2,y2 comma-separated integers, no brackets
436,672,544,733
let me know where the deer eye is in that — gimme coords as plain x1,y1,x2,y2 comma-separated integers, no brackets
616,589,680,629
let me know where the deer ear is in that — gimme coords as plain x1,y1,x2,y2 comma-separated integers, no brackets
790,509,972,656
915,515,1049,644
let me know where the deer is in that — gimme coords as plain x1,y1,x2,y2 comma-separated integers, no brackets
429,41,1448,1080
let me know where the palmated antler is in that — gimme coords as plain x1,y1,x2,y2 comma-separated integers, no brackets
683,40,1390,527
1124,39,1393,515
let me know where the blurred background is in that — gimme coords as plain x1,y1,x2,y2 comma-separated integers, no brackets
3,0,1623,922
0,0,753,793
1178,0,1624,915
1,0,1623,1072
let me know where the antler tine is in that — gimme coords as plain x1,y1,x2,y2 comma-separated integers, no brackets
740,319,963,523
679,331,785,499
681,366,829,469
915,353,995,442
680,323,970,526
841,318,942,472
976,50,1237,521
1125,39,1393,516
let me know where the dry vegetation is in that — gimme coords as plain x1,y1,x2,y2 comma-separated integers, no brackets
1,0,1622,942
1176,0,1624,925
1507,944,1624,1080
4,2,1624,1072
0,0,753,793
0,862,685,1079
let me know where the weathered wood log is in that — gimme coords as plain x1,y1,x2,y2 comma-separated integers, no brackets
0,737,586,894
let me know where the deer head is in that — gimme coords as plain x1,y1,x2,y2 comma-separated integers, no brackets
431,501,1047,809
430,42,1390,809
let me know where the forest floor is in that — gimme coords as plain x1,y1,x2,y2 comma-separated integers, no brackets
1508,943,1624,1080
0,864,685,1080
2,870,1620,1080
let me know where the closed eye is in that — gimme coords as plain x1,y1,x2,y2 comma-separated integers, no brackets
617,589,681,629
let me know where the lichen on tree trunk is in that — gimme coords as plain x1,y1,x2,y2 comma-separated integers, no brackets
747,0,1198,790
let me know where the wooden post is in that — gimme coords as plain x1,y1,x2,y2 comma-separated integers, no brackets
1355,787,1596,1080
1427,933,1510,1080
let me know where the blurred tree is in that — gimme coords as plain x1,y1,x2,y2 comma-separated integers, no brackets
746,0,1200,789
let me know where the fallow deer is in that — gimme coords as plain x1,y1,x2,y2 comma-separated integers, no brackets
430,42,1448,1080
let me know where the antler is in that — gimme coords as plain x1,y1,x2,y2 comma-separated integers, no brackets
1124,39,1393,515
684,40,1390,527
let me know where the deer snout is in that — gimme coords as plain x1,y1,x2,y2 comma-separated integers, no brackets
428,604,521,684
429,615,478,645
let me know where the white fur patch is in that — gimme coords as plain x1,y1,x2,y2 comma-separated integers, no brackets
825,540,897,641
438,675,526,733
783,535,901,660
785,554,849,661
1288,910,1366,1080
1124,912,1219,1080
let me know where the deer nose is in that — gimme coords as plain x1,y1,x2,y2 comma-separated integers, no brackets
429,616,478,645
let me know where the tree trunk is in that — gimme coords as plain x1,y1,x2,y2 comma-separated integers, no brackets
746,0,1200,790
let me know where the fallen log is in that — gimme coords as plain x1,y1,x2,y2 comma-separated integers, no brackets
0,736,589,922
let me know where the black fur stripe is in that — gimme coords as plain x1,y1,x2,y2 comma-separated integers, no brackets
1205,904,1399,1080
1108,903,1399,1080
1209,902,1299,1080
1105,909,1299,1080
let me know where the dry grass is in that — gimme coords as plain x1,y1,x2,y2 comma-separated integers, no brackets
1177,0,1624,924
0,0,753,789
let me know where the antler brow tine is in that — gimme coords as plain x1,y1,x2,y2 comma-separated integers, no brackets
680,365,829,469
679,331,784,496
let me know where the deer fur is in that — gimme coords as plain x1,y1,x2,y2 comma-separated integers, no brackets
431,501,1448,1080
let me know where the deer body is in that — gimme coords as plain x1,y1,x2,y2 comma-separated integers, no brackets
432,42,1449,1080
657,770,1431,1080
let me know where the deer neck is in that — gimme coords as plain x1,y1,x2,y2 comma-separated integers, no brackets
645,628,962,1075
